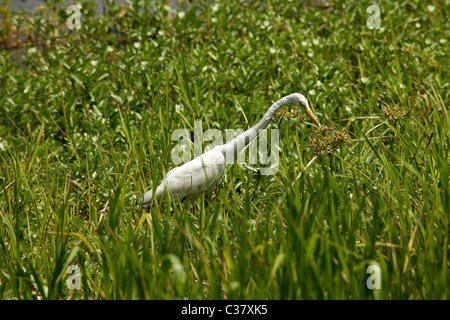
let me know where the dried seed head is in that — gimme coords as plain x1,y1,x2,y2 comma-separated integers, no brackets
276,106,306,123
381,105,414,121
309,125,350,155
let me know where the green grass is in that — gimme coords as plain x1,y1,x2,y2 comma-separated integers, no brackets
0,0,449,299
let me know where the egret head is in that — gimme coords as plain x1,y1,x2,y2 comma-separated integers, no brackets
290,93,321,127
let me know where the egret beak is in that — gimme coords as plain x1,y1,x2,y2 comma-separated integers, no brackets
305,107,321,127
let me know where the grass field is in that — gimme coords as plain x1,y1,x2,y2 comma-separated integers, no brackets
0,0,448,300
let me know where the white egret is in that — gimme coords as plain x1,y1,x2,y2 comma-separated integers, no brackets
139,93,320,208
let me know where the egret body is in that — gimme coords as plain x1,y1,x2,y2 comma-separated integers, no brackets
139,93,320,208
